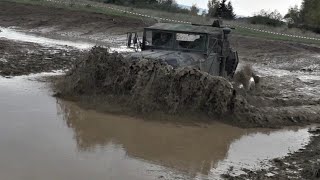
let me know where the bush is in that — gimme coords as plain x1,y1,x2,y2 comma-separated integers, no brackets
250,10,285,27
301,25,320,34
250,16,285,27
284,1,320,34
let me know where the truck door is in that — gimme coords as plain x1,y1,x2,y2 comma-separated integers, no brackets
201,36,221,76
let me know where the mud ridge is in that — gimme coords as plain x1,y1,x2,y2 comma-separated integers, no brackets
0,38,82,76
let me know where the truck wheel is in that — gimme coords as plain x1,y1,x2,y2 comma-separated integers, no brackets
225,51,239,77
225,57,238,77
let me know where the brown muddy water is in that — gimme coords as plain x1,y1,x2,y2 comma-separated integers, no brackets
0,74,315,180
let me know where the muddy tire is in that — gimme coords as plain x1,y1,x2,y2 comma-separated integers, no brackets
225,51,239,77
225,58,237,77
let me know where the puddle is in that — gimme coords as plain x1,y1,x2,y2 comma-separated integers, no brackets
298,75,320,82
0,27,133,52
0,27,93,49
250,63,320,98
208,128,311,177
253,65,320,82
0,74,315,179
253,65,292,77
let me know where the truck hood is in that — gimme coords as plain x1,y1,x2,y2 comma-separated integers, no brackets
125,50,206,68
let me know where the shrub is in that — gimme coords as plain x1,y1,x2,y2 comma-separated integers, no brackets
250,10,285,27
250,16,284,27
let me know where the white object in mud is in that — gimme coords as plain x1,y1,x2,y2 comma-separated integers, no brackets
248,76,256,90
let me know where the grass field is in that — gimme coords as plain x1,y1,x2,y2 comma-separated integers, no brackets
4,0,320,45
235,27,320,45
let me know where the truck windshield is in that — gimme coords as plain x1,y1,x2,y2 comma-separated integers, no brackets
146,30,174,48
145,30,206,52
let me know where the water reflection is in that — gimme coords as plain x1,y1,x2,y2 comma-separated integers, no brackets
57,100,249,177
57,99,313,178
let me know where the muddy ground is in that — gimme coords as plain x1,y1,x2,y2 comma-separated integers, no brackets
229,36,320,128
0,1,320,179
226,37,320,179
0,1,148,75
0,1,151,45
0,1,146,76
0,38,83,76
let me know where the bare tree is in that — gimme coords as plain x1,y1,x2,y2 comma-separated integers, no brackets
190,4,200,16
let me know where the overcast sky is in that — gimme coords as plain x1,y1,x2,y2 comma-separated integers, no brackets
176,0,303,16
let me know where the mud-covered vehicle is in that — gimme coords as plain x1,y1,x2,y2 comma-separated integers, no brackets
127,23,239,77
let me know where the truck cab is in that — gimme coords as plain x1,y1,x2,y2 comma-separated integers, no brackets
128,23,239,77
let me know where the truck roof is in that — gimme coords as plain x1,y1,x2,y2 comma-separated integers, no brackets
145,23,222,35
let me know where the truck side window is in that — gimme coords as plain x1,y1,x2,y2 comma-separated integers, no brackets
175,33,206,51
145,30,153,46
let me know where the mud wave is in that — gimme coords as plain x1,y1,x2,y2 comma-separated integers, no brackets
55,47,320,127
56,47,239,116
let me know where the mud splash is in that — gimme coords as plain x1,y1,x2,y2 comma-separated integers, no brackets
0,74,315,180
53,46,320,128
56,47,236,116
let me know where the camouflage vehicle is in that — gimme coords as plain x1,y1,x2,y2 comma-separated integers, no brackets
127,22,239,77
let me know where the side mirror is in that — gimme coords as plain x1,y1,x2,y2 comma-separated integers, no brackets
127,32,141,51
223,28,231,35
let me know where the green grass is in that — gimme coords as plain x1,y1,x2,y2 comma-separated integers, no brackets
4,0,320,45
234,27,320,45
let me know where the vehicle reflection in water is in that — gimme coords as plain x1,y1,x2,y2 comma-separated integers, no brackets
57,100,248,177
57,100,312,178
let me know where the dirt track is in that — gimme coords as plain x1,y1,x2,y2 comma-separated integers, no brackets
0,1,148,76
1,1,320,179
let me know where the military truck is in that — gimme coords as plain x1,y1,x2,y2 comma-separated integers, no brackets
127,22,239,77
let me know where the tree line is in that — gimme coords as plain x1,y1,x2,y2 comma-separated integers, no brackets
246,0,320,33
249,10,285,27
97,0,236,18
93,0,319,33
285,0,320,33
